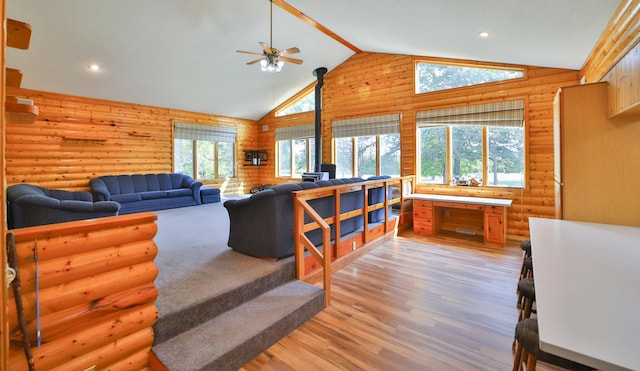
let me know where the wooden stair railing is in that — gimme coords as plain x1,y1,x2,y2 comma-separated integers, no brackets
292,176,415,305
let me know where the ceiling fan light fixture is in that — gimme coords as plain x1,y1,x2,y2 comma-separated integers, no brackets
260,58,284,73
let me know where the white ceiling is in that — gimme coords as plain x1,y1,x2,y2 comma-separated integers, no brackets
6,0,619,121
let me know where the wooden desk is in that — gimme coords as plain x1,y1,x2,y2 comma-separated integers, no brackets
408,194,512,246
529,217,640,371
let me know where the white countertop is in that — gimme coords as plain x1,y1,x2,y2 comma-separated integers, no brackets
407,193,512,207
529,217,640,371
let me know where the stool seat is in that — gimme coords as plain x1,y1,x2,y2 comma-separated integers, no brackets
518,278,535,300
200,187,221,204
514,318,594,370
520,239,532,257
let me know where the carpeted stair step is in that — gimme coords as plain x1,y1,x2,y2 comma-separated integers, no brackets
153,260,295,345
152,280,326,371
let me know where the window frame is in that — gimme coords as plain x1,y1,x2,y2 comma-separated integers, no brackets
333,133,401,179
174,139,235,180
414,58,526,95
416,100,526,189
276,137,316,178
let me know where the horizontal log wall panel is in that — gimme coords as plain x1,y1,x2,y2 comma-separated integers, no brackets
7,213,159,370
49,328,153,371
259,53,580,238
5,86,259,194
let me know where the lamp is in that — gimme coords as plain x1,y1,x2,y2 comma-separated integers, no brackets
260,57,284,73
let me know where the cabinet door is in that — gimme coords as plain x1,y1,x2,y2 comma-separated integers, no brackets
484,209,504,246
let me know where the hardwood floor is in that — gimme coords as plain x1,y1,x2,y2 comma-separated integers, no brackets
241,232,563,371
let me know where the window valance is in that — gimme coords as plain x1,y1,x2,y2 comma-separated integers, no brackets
332,113,400,138
417,99,524,127
275,124,315,141
174,122,237,143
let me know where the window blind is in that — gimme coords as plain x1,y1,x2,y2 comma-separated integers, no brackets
275,124,315,141
416,99,524,127
332,113,400,138
174,122,236,143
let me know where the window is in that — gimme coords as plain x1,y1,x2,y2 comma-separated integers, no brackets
276,124,316,177
276,91,315,116
174,122,236,180
417,100,525,188
416,61,524,94
332,114,401,178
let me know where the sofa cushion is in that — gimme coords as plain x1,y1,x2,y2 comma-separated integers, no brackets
117,175,136,194
145,174,161,191
132,174,149,193
111,193,142,203
140,191,168,200
157,174,173,190
166,189,192,198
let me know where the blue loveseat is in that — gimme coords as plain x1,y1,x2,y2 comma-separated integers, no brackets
90,173,202,214
6,184,121,229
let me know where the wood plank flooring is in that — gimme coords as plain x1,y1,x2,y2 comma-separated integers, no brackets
241,232,562,371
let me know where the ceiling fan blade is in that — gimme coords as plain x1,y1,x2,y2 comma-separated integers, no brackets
236,50,264,56
246,58,265,65
279,47,300,56
259,42,273,54
280,56,303,65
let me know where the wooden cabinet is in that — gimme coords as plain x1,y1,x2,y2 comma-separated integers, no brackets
554,82,640,226
412,199,434,236
483,206,505,246
411,195,510,246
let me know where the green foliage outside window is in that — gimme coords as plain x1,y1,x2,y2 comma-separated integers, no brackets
174,139,234,180
416,62,523,94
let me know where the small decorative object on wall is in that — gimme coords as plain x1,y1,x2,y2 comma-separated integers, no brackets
244,150,268,166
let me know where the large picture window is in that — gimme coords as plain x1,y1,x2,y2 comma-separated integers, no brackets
174,122,236,180
332,114,401,179
417,100,525,188
276,124,316,177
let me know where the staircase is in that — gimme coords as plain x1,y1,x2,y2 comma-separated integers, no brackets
151,260,326,371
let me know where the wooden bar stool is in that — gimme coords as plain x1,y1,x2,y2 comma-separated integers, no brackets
513,318,594,371
513,277,535,351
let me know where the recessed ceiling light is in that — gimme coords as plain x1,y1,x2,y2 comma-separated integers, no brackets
88,64,101,72
479,31,490,38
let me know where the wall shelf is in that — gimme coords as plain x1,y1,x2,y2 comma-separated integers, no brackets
62,134,109,141
128,131,152,137
244,150,267,166
5,95,38,124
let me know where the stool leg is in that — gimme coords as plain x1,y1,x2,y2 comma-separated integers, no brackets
513,340,524,371
526,353,537,371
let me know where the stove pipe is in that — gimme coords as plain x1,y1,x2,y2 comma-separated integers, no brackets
313,67,327,172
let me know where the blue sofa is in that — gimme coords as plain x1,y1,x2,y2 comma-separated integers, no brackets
223,177,392,259
90,173,202,214
6,184,121,229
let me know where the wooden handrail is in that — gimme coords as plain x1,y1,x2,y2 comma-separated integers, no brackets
292,176,415,305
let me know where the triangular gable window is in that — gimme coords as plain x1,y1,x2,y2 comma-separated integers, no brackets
276,91,315,116
416,61,524,94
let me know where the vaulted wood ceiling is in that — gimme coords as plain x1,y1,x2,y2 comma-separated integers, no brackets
6,0,620,120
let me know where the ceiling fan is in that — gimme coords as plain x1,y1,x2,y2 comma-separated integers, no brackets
236,0,302,72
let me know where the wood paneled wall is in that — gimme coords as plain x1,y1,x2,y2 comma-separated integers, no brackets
7,213,159,370
5,87,260,195
259,54,581,239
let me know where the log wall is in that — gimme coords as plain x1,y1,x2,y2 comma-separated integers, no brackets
5,87,260,195
259,55,581,239
6,213,159,370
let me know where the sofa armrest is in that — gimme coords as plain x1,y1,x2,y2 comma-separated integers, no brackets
89,179,111,201
182,178,203,204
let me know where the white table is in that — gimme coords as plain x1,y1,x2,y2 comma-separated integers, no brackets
529,217,640,371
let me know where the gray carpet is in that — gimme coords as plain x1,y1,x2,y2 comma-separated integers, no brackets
152,197,294,320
